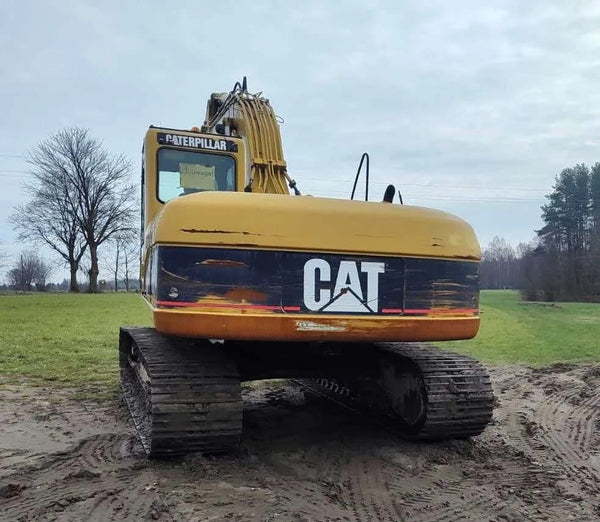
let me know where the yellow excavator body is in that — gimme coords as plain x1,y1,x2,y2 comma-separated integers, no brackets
120,80,492,457
144,187,480,341
140,121,481,343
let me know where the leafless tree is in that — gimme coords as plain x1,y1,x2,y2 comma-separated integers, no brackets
0,249,9,284
22,127,136,293
102,231,139,291
101,241,121,292
10,195,86,292
33,257,53,291
121,237,138,292
0,249,8,271
480,236,519,289
7,252,52,292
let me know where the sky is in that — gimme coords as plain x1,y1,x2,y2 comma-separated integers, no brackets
1,0,600,282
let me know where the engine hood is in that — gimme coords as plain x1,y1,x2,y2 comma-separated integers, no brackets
151,192,480,260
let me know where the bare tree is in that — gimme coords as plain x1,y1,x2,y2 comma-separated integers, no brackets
102,231,139,291
7,252,52,292
0,248,9,284
102,237,123,291
25,127,137,293
33,257,53,291
121,237,138,291
480,236,518,289
103,240,121,292
10,196,86,292
0,249,8,271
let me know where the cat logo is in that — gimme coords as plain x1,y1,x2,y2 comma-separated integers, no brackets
303,259,385,313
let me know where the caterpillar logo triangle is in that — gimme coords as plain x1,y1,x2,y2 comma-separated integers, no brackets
321,292,372,313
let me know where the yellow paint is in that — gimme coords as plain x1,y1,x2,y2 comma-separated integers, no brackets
152,191,480,260
153,308,479,342
140,86,481,342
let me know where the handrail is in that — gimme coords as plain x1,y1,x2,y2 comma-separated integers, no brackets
350,153,370,201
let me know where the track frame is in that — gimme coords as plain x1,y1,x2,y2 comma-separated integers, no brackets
120,328,494,457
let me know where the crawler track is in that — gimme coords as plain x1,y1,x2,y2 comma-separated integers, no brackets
120,331,492,456
308,342,493,440
119,327,242,457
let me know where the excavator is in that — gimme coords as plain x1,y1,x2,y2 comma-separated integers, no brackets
119,78,493,457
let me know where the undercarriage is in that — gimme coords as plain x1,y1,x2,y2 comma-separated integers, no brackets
120,327,493,457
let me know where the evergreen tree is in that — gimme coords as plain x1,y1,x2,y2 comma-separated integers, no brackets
536,163,598,300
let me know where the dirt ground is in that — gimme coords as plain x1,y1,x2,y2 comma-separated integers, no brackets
1,364,599,522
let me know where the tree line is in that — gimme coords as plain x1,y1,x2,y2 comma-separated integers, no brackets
6,127,138,293
481,162,600,302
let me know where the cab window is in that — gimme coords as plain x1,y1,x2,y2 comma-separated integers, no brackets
157,148,236,202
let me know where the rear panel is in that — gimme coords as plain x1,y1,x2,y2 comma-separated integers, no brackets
146,245,478,319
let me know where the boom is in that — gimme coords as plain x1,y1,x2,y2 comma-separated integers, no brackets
202,77,298,195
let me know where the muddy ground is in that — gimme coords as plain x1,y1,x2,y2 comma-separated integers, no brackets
1,364,599,522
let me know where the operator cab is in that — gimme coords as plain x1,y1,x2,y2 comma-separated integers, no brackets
141,126,247,230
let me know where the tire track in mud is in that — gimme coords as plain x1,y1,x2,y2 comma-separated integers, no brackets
504,374,600,493
77,472,171,522
568,387,600,453
1,475,120,520
387,451,579,521
251,368,600,521
241,387,355,521
244,385,404,521
3,367,600,521
297,382,511,522
296,380,553,522
538,383,599,453
340,452,400,522
401,487,504,522
534,386,600,491
385,457,508,522
1,476,169,522
269,384,405,522
48,433,141,474
0,433,169,522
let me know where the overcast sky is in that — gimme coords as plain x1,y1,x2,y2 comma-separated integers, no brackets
1,1,600,282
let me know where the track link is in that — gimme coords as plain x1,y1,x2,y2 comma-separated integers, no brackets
119,327,242,457
310,342,493,440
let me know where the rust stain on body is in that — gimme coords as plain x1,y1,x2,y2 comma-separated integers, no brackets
180,229,260,236
198,259,249,267
224,288,269,303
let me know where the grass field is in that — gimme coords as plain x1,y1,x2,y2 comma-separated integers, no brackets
443,290,600,365
0,291,598,391
0,293,151,393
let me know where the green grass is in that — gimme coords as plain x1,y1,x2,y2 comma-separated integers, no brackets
443,290,600,365
0,293,151,393
0,291,598,393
